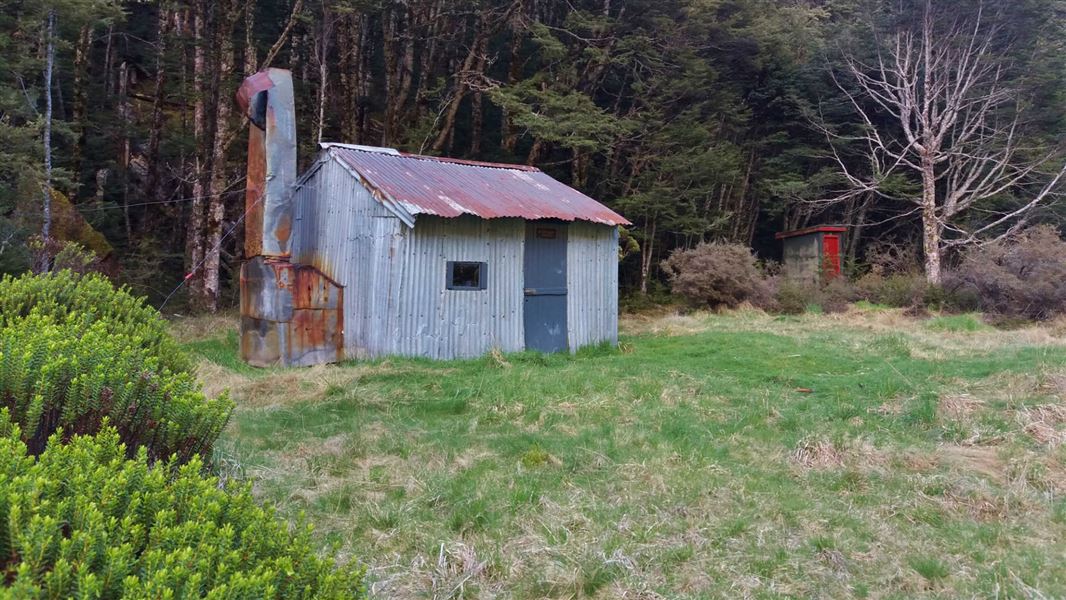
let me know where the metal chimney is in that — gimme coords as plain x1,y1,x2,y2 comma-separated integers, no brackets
237,68,343,367
235,68,297,258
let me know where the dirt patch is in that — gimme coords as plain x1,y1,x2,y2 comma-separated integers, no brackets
937,445,1005,483
791,438,845,470
621,312,714,337
872,400,904,416
790,437,886,472
934,485,1009,521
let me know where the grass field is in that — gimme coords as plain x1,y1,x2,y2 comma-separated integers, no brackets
177,307,1066,599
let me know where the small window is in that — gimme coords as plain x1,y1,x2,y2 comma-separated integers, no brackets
447,261,486,290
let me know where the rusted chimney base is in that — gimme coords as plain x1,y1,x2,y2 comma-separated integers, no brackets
240,257,344,367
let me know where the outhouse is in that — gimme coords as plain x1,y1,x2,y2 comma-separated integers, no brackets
775,226,846,282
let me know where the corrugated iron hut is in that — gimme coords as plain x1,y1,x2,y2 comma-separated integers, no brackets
775,226,846,282
236,69,630,367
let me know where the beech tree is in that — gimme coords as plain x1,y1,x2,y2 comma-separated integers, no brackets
823,0,1066,284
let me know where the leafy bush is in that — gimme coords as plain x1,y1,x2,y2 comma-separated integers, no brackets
662,243,774,309
0,311,232,462
946,225,1066,321
774,278,856,315
854,272,931,308
0,270,191,374
774,281,818,315
28,238,105,276
0,415,366,599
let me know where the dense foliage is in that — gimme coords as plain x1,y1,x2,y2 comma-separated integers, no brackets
0,0,1060,304
662,243,773,309
948,226,1066,321
0,270,191,373
0,271,231,461
0,415,366,599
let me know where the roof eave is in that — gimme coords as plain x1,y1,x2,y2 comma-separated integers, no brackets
326,148,417,228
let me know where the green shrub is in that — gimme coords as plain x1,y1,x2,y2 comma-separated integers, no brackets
0,270,191,374
855,272,930,308
0,414,366,599
0,311,232,462
774,280,818,315
774,278,856,315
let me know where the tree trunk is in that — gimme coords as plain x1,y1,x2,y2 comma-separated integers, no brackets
920,155,942,285
639,216,657,295
526,138,547,166
71,24,92,188
40,9,56,266
501,19,523,153
186,0,209,302
469,89,483,156
339,15,355,140
382,7,415,145
145,8,171,205
117,62,132,243
354,15,371,142
200,0,241,312
431,18,490,154
313,4,332,145
244,1,256,73
103,24,115,97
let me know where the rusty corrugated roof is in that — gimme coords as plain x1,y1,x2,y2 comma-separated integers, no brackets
322,144,630,226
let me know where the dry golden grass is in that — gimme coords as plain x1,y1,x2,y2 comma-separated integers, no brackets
167,310,239,343
1019,404,1066,447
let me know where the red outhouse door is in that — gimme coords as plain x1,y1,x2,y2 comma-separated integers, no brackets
822,234,841,277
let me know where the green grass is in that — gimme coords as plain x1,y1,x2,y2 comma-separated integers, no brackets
184,309,1066,598
926,313,990,332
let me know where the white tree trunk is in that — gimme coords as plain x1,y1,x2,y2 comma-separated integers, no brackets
920,156,942,285
39,8,56,272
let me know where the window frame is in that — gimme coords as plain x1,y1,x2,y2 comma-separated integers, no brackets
446,260,488,291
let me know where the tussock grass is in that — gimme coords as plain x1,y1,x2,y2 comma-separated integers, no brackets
179,308,1066,598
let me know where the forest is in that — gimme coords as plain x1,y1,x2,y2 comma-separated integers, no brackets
1,0,1064,310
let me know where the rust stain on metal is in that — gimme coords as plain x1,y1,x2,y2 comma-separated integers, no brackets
328,146,630,226
238,68,296,260
238,69,344,368
273,212,292,252
244,126,266,257
240,257,343,367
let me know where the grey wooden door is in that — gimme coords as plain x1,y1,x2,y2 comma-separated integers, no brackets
523,222,568,353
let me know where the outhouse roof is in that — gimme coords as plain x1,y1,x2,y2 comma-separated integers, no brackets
317,143,631,227
775,225,846,240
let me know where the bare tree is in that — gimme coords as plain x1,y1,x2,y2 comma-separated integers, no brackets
822,0,1066,284
311,0,336,145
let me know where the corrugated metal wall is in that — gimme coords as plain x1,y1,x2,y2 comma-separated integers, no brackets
291,157,619,360
566,222,619,349
291,159,402,358
385,215,525,359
